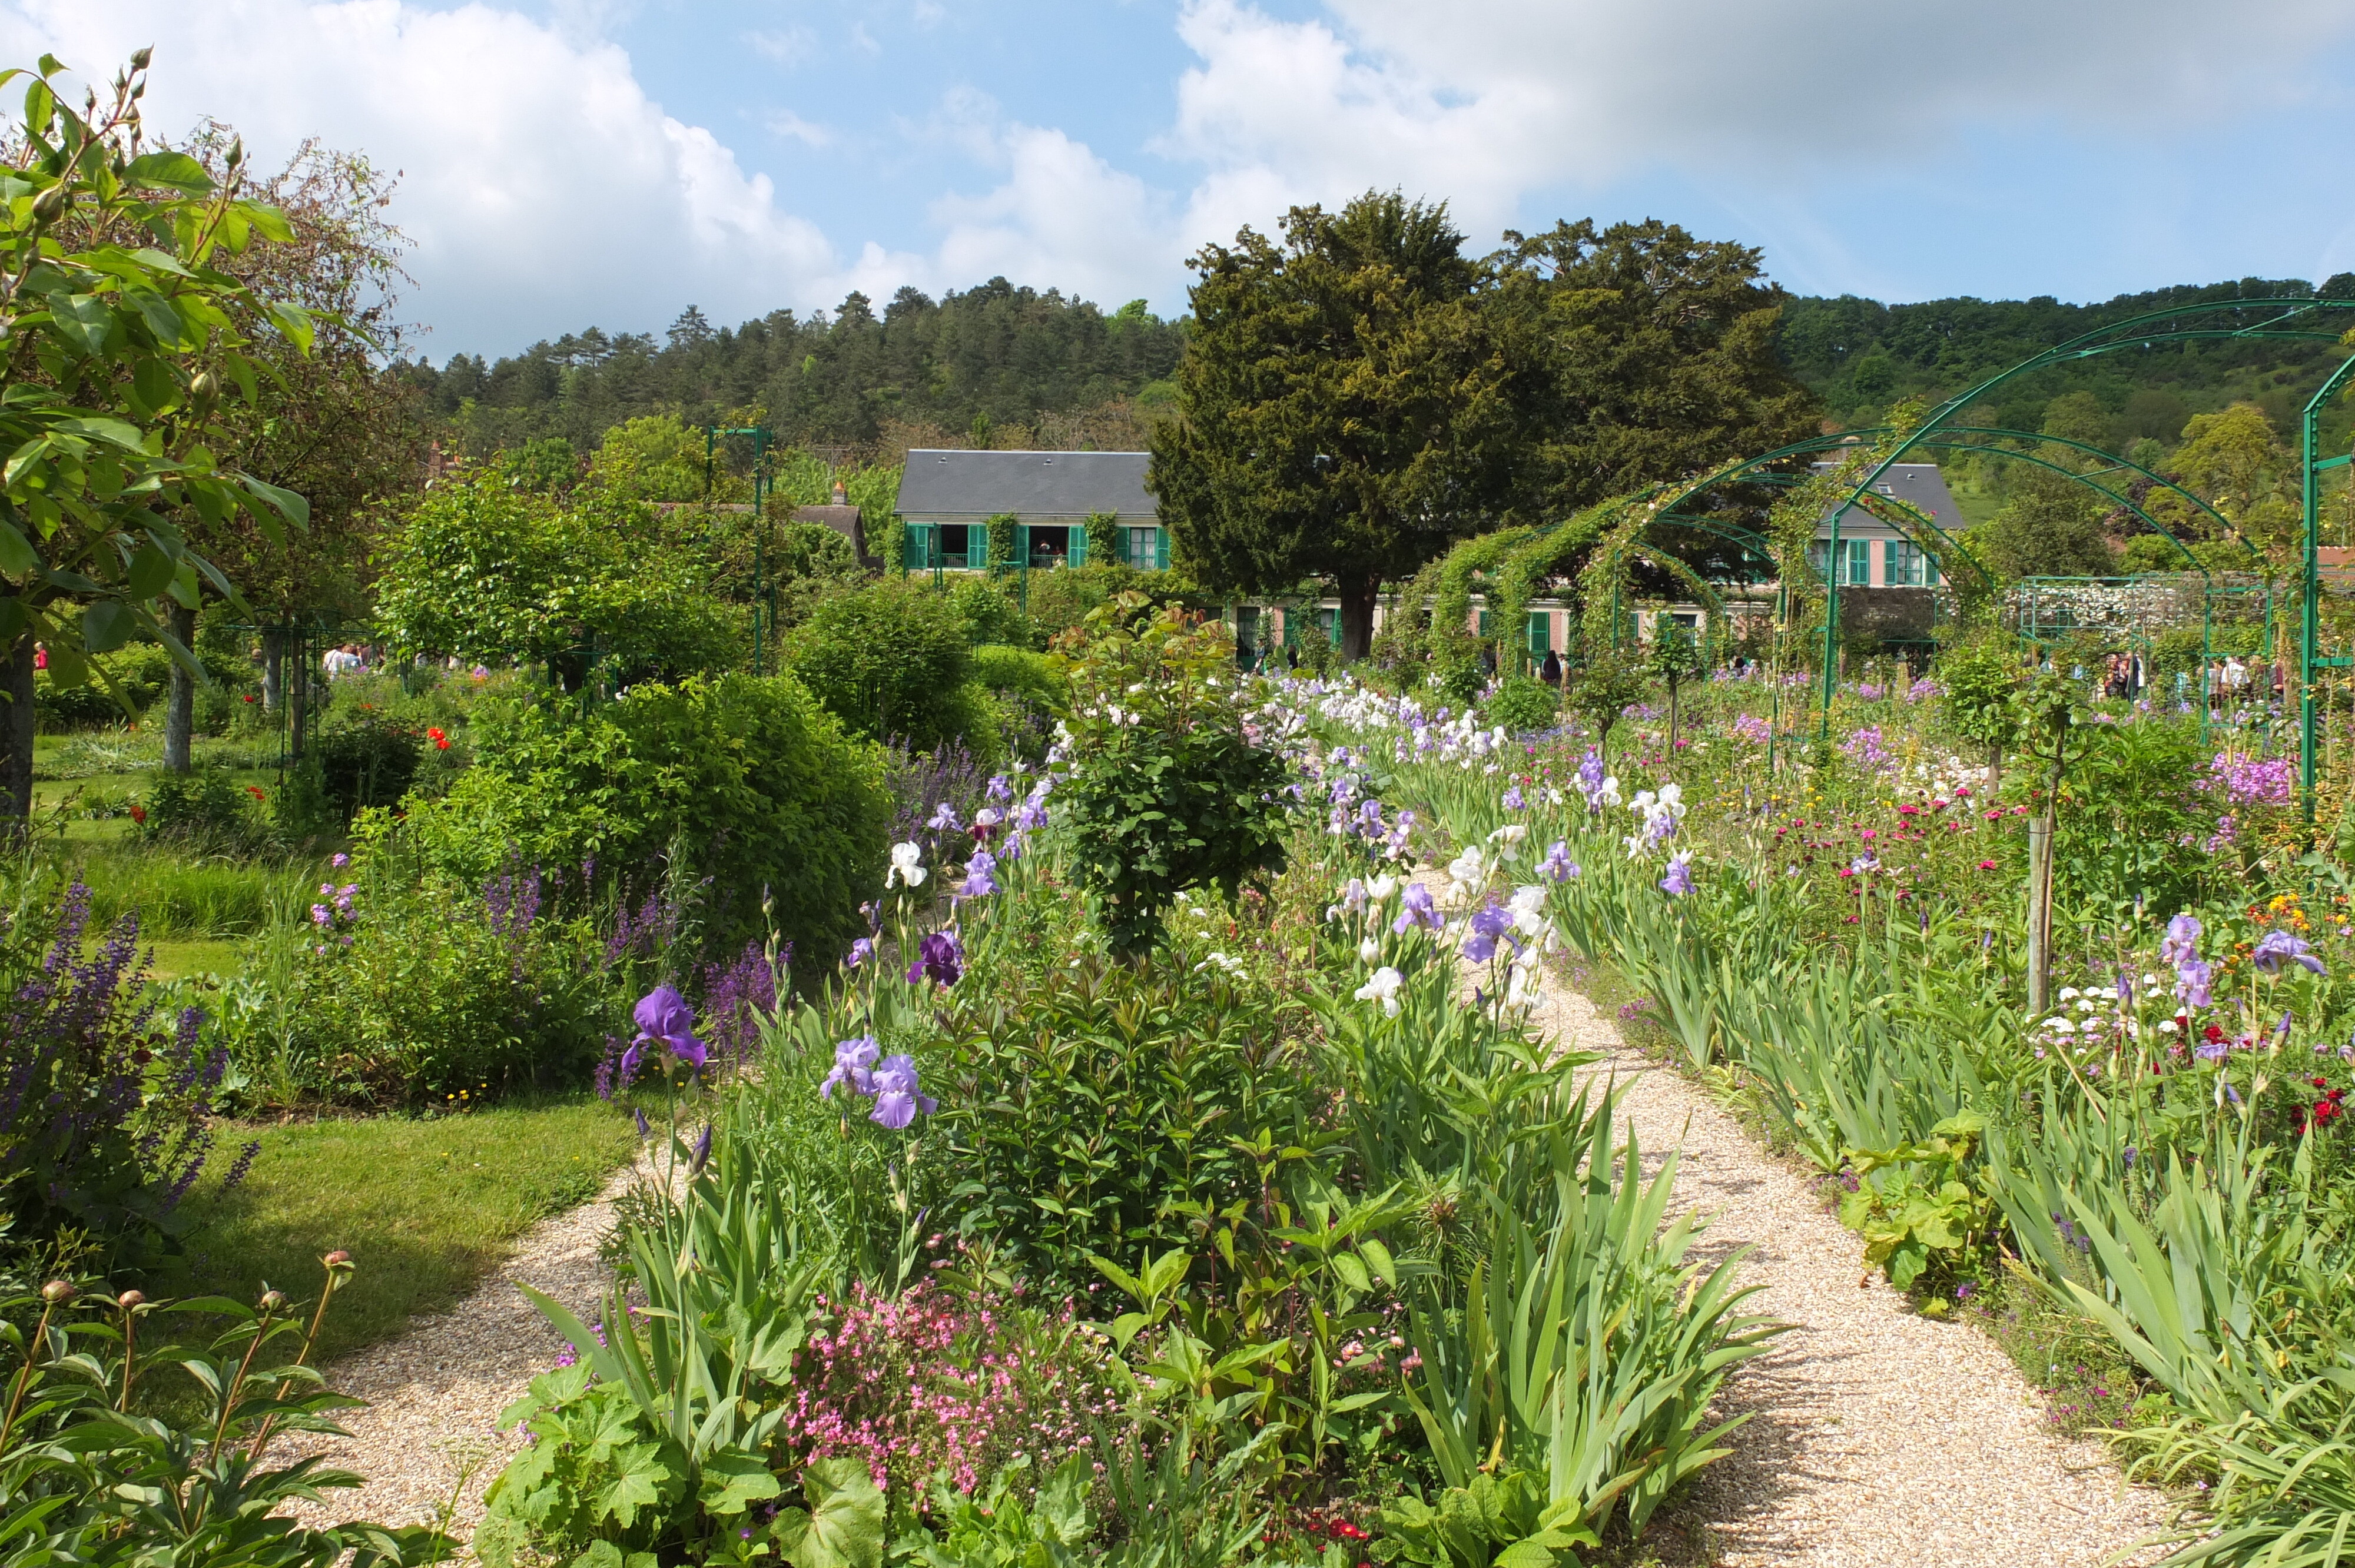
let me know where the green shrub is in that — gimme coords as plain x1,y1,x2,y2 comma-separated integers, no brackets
143,769,277,855
785,578,977,751
403,673,889,971
34,643,175,728
1057,596,1292,955
309,720,423,825
1484,675,1559,733
971,644,1068,713
374,469,742,686
950,576,1039,649
276,862,621,1108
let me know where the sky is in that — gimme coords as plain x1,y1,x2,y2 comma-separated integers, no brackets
11,0,2355,360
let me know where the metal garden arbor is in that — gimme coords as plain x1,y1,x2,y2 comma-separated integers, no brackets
1799,297,2355,813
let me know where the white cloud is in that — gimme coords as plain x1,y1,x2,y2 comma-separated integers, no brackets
1162,0,2355,248
0,0,845,352
767,109,832,148
927,124,1180,307
747,24,817,64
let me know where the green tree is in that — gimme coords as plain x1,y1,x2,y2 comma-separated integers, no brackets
0,52,316,829
1967,469,2117,581
372,470,739,686
2039,391,2113,451
1149,192,1518,661
784,577,976,750
1490,218,1820,514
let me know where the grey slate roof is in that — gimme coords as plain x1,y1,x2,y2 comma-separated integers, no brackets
895,450,1155,519
1807,461,1968,537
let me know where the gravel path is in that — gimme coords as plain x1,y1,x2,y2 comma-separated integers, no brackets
1524,971,2174,1566
278,1159,645,1539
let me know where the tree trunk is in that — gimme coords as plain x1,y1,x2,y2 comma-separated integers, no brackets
164,601,196,775
261,627,284,712
288,639,309,762
1336,576,1379,663
0,632,32,840
1988,740,2003,800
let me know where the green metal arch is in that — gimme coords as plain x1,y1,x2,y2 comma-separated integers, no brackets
1813,297,2355,769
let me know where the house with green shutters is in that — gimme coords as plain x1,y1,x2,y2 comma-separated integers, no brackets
894,450,1169,571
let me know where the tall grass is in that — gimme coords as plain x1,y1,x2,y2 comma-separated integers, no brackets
65,842,320,939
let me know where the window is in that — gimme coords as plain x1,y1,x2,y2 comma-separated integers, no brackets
938,523,971,569
1477,608,1493,636
1884,539,1926,586
1527,611,1551,656
1320,607,1338,643
1127,526,1157,567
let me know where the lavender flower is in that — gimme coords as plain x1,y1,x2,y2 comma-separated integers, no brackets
986,773,1014,803
2176,958,2214,1009
868,1054,937,1130
1392,881,1444,935
957,851,1000,899
1538,841,1578,882
1461,899,1516,964
2254,931,2327,976
1501,784,1525,811
928,801,963,833
1660,854,1695,897
822,1035,880,1100
633,985,708,1069
846,936,875,970
2160,912,2203,966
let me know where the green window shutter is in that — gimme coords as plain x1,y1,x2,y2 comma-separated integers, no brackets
1882,539,1898,584
1846,539,1870,585
1069,525,1086,567
1925,551,1941,586
1527,611,1550,655
1155,527,1169,571
907,523,930,570
1477,608,1492,636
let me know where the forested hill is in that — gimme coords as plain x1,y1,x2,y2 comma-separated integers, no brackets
1780,274,2355,445
397,279,1187,459
407,268,2355,466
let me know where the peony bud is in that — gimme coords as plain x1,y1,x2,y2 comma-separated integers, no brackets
117,1290,145,1310
258,1289,287,1312
41,1280,74,1304
323,1249,353,1270
31,184,68,224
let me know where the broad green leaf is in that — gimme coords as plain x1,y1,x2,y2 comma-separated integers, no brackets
0,517,34,579
774,1457,884,1568
697,1447,782,1516
81,599,135,653
124,151,213,194
238,471,310,529
124,541,175,600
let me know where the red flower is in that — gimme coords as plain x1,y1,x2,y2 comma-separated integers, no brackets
426,726,451,752
1976,859,1998,871
247,786,266,800
240,693,256,703
2204,1024,2225,1043
128,805,146,826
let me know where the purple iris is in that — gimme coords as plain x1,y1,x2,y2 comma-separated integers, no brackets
821,1035,879,1100
868,1054,937,1130
2160,912,2202,966
958,851,999,899
634,984,708,1069
1461,900,1515,964
1016,792,1049,832
2175,958,2214,1009
928,801,962,833
1393,881,1444,935
2194,1036,2229,1062
1359,798,1385,832
986,773,1014,803
1660,855,1695,897
846,936,875,970
633,1107,650,1139
2254,931,2327,976
616,1040,644,1087
1538,841,1578,882
1501,785,1525,811
907,929,965,986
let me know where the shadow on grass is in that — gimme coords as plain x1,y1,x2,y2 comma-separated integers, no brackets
170,1091,638,1368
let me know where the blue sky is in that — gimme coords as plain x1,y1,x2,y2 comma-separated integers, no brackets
12,0,2355,357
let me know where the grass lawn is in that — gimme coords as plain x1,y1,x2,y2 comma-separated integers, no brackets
173,1094,640,1365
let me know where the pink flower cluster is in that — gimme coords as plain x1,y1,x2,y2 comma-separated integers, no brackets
1731,713,1772,745
1840,726,1892,772
2209,752,2294,806
777,1277,1123,1499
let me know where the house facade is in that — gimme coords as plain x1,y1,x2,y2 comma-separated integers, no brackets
894,450,1169,571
